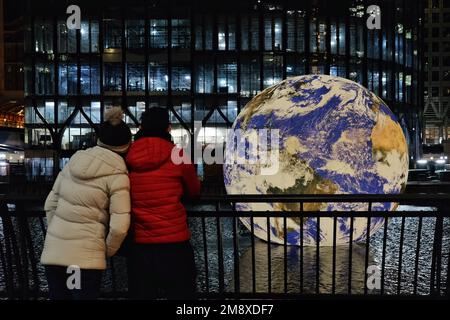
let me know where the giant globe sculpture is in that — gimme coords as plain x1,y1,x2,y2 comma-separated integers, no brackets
224,75,409,246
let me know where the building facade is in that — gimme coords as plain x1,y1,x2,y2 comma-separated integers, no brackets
24,0,424,180
424,0,450,144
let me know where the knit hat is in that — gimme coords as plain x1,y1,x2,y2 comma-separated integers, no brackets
97,107,132,154
140,107,170,134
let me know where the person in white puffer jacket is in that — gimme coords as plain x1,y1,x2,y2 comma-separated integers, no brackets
41,107,132,300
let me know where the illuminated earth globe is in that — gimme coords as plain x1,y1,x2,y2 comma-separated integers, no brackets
223,75,409,246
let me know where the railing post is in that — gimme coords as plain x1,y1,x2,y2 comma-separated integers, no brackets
430,207,444,296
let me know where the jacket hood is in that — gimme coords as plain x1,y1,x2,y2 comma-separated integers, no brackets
68,146,128,180
126,137,174,172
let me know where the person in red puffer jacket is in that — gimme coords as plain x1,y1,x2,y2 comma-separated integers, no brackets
126,107,201,300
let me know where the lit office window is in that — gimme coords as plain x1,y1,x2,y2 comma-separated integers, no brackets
339,21,346,55
80,63,100,95
220,100,238,123
382,70,392,100
126,20,145,49
396,72,404,102
171,66,191,91
348,58,362,84
382,30,393,61
57,100,74,124
104,63,122,91
286,55,306,77
349,22,364,57
80,21,99,53
405,30,413,67
37,100,55,123
368,69,380,95
241,14,259,51
172,19,190,49
330,22,338,54
217,15,236,50
195,15,213,50
61,126,96,150
217,59,237,93
367,30,380,59
264,15,282,51
34,20,53,53
149,61,168,92
57,21,76,53
149,19,168,48
58,63,77,95
263,54,282,88
330,61,346,78
127,63,145,91
241,56,260,97
27,128,53,148
126,101,146,125
35,63,54,95
147,62,167,92
264,17,272,51
83,101,101,124
395,28,404,64
317,21,326,53
104,19,122,49
173,101,192,123
195,57,214,93
287,11,305,53
309,20,317,52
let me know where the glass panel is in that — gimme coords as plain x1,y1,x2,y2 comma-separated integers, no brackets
274,17,282,50
58,100,75,124
58,63,78,95
83,101,101,124
80,21,90,52
172,19,190,49
35,19,53,53
37,100,55,123
80,62,100,95
127,62,145,91
241,56,260,97
339,21,346,55
104,63,122,91
150,19,168,48
217,58,237,93
171,66,191,91
35,63,54,95
264,17,272,51
104,19,122,49
263,54,282,88
149,59,168,92
195,57,214,93
61,126,96,150
126,101,145,125
126,20,145,48
57,21,76,53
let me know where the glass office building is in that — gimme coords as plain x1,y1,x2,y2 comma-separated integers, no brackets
24,0,424,180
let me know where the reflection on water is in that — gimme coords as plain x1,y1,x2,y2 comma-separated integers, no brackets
0,205,449,296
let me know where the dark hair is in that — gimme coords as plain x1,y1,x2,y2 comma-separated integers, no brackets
135,107,172,142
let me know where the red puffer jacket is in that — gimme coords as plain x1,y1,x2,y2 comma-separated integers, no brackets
126,137,201,243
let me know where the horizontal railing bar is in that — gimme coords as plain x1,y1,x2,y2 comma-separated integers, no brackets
2,209,450,218
1,193,450,203
3,210,450,218
186,211,450,218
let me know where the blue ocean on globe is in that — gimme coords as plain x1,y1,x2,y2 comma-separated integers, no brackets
223,75,409,246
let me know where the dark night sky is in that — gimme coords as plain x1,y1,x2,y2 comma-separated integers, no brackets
3,0,25,23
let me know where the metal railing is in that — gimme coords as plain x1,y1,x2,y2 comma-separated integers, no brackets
0,194,449,299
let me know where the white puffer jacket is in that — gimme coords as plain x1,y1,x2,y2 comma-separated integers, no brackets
41,146,131,270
